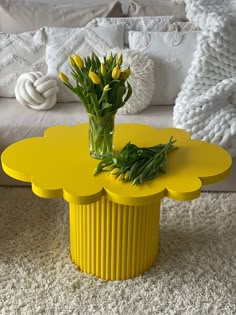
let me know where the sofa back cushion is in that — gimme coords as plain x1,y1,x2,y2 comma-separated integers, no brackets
128,30,199,105
0,29,47,97
0,0,123,33
127,0,186,19
87,16,182,46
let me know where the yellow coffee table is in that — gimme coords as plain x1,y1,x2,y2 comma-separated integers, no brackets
1,124,232,280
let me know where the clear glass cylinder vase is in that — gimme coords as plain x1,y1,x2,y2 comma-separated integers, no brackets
88,113,115,160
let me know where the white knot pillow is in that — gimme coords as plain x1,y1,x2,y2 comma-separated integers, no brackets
15,72,59,110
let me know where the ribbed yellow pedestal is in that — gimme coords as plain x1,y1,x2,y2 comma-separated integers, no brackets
69,196,160,280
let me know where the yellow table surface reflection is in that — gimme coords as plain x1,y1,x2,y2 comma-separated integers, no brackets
1,124,232,280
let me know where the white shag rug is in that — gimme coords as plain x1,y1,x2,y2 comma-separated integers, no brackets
0,187,236,315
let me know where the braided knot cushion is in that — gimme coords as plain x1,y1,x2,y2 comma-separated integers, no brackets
15,72,59,110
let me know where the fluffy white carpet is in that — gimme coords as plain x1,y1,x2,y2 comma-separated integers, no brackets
0,187,235,315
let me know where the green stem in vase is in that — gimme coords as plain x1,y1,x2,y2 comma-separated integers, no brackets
89,113,115,160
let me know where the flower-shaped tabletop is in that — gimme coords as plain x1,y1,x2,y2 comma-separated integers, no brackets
1,124,232,205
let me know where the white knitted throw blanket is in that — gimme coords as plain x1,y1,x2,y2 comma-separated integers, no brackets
173,0,236,157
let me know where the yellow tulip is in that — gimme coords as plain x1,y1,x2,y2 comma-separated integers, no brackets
109,167,120,175
112,66,121,80
124,171,130,180
106,54,113,62
121,67,131,80
89,71,101,84
73,54,84,68
103,84,110,91
68,55,75,67
116,53,123,66
58,72,69,83
100,63,106,76
116,173,125,181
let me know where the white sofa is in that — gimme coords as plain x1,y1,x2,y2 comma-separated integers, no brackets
0,0,235,191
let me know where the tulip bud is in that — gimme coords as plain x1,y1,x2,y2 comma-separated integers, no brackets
106,54,113,62
103,84,110,91
124,171,130,181
73,54,84,68
89,71,101,84
117,173,125,181
116,53,123,66
58,72,69,83
112,66,121,80
121,67,131,80
100,63,106,76
102,164,114,171
109,167,120,176
68,55,75,67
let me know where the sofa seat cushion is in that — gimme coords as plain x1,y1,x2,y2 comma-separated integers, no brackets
0,98,173,149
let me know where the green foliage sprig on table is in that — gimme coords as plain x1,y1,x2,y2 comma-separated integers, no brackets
58,52,132,116
94,137,178,185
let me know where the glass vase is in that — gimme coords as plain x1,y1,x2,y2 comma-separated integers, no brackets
88,113,115,160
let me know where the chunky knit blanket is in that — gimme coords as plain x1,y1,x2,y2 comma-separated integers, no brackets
173,0,236,157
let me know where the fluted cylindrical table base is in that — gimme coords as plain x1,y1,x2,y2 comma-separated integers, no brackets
69,196,160,280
